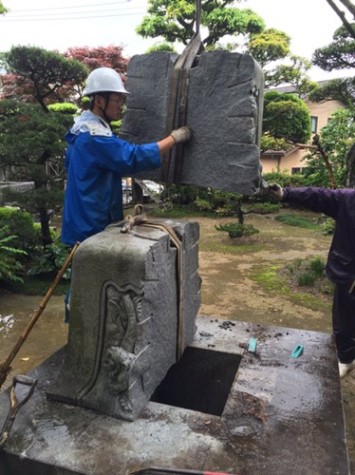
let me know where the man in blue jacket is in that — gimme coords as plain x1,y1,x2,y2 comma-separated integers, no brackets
61,67,191,321
270,184,355,378
62,66,191,246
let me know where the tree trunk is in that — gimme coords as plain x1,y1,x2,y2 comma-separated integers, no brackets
235,198,244,225
39,208,53,246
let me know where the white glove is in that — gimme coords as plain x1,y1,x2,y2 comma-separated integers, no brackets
170,126,191,144
268,183,283,199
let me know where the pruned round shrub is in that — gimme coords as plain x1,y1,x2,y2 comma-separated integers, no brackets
215,222,259,239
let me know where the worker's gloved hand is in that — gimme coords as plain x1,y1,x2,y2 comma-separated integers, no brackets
268,183,283,199
170,126,191,144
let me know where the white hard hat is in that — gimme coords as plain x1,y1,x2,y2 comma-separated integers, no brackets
83,67,130,96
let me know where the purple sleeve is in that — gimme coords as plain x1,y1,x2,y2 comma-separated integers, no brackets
283,187,341,218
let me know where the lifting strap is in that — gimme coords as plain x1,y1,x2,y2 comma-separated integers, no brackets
162,0,203,184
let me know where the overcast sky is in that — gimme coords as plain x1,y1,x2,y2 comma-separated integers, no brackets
0,0,353,81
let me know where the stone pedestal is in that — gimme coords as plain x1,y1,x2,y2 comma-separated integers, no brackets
47,219,201,421
0,320,350,475
120,51,264,195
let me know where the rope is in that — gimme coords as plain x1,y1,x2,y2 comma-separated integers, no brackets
117,206,185,360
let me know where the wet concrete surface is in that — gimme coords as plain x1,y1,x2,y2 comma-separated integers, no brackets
0,294,68,390
0,318,349,475
0,211,353,473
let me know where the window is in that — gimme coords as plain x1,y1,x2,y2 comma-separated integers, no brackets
311,116,318,133
292,167,302,175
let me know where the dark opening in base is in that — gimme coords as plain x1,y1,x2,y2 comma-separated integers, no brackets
150,347,241,416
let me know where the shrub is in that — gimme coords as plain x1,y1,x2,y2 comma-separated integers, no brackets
309,256,325,277
0,225,27,283
0,207,41,254
194,198,214,212
215,222,259,239
275,214,319,229
247,202,281,214
298,271,318,286
320,217,335,235
215,206,236,217
27,238,72,279
48,102,78,114
283,255,327,290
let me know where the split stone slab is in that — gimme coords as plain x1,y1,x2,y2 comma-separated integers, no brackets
120,50,264,195
0,319,349,475
47,219,201,422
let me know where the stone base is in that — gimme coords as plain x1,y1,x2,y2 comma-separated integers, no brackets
0,318,350,475
47,220,201,422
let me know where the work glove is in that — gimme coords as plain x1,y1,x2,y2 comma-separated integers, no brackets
268,183,283,199
170,126,192,144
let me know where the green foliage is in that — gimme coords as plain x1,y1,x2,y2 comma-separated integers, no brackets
275,214,319,230
0,99,70,245
312,24,355,72
48,102,78,115
0,225,27,284
320,217,335,235
28,239,72,279
309,256,326,277
246,202,281,214
284,255,328,290
146,42,177,53
5,46,88,111
137,0,265,47
110,119,122,135
308,77,355,109
248,28,290,67
0,207,41,254
215,222,259,238
260,134,291,152
163,184,201,205
194,197,214,212
262,171,309,188
262,91,311,143
297,271,318,287
302,108,355,187
215,206,236,217
0,1,8,14
264,55,313,92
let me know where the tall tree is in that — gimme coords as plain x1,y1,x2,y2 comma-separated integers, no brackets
3,46,88,110
303,108,355,187
137,0,313,92
137,0,265,47
310,2,355,105
312,24,355,71
64,45,129,74
0,47,85,246
325,0,355,39
63,45,129,101
0,100,72,246
262,91,311,144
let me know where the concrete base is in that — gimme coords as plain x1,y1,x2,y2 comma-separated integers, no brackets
0,318,350,475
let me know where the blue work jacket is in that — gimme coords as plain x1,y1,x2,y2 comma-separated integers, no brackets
61,111,161,246
283,187,355,286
